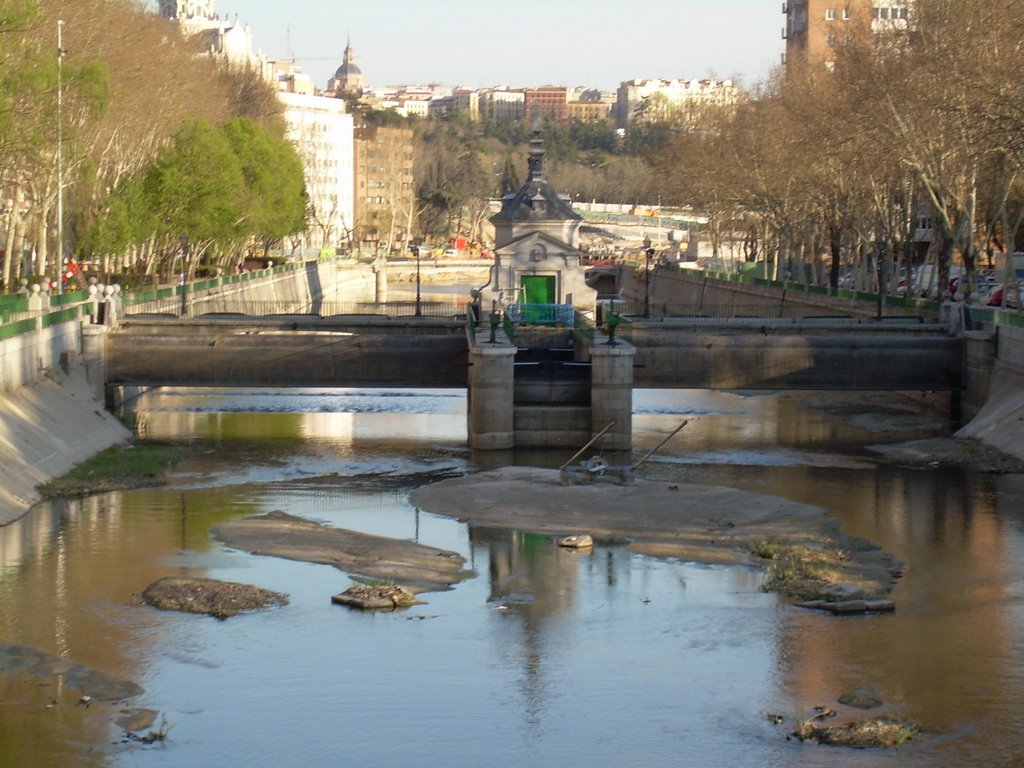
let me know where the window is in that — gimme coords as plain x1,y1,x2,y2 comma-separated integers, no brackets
827,34,837,46
842,7,851,19
825,8,836,20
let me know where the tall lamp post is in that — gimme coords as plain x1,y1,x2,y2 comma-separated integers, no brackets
56,19,65,294
411,236,424,317
178,234,189,317
643,235,655,318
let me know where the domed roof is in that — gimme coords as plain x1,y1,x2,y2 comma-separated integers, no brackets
335,60,361,78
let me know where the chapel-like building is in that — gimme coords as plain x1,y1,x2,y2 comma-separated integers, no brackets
477,128,594,311
328,38,364,97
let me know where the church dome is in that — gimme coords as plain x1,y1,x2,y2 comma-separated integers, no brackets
335,61,361,78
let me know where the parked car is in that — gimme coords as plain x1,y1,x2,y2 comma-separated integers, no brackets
986,283,1023,309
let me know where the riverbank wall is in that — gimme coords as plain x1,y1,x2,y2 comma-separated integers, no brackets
625,269,1024,460
956,323,1024,460
0,364,131,525
0,259,365,526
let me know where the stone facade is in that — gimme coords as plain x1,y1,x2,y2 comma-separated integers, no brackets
480,130,595,311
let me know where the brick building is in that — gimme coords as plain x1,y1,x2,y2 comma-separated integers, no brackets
782,1,911,69
524,87,569,127
353,125,416,250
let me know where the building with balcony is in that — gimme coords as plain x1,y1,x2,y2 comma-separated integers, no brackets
428,89,480,121
782,1,912,69
278,92,355,255
353,125,416,250
567,89,615,124
524,87,569,127
614,79,739,131
267,59,316,96
480,88,526,124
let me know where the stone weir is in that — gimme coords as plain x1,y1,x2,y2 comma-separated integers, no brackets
467,321,635,452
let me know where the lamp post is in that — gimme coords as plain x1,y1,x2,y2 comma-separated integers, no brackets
178,234,189,317
643,235,655,318
411,236,424,317
56,20,65,294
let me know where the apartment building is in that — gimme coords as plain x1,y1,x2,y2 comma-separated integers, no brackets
479,88,525,124
567,88,615,124
524,87,569,127
783,1,912,68
353,125,416,248
428,89,480,121
278,92,355,253
614,79,739,131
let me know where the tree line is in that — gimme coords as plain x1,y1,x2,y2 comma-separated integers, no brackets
0,0,304,291
412,112,657,244
649,0,1024,298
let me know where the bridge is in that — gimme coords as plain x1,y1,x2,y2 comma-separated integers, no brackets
36,257,965,450
104,308,961,392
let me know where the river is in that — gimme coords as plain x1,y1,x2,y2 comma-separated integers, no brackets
0,387,1022,767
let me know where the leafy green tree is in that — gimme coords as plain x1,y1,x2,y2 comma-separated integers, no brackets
222,117,306,254
141,119,244,274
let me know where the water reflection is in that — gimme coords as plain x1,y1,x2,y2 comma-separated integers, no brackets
0,387,1021,767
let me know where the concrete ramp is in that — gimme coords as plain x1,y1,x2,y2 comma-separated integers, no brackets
0,366,131,525
956,367,1024,461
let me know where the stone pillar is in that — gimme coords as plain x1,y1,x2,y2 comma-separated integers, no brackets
102,285,118,327
468,341,516,450
589,341,635,451
962,330,997,422
374,263,388,303
81,323,109,403
28,284,43,312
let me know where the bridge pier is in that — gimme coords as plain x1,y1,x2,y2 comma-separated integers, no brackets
81,324,109,403
589,342,635,451
468,342,516,450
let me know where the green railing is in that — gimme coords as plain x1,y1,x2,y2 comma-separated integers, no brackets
0,316,37,341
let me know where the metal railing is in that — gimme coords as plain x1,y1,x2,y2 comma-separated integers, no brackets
505,303,575,326
606,299,939,325
122,298,469,320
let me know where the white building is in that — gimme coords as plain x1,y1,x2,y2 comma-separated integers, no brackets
158,0,256,67
277,92,355,255
480,88,525,124
614,78,739,130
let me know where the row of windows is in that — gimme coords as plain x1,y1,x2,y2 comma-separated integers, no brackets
874,6,906,20
824,7,907,22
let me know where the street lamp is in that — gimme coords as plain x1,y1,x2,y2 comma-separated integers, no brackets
178,234,189,317
411,236,424,317
643,235,655,318
56,20,65,294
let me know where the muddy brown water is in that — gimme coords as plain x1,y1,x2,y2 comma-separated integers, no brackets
0,387,1022,767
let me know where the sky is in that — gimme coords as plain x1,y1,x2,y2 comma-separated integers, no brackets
209,0,784,92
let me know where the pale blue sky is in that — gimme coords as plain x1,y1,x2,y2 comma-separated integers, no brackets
213,0,784,91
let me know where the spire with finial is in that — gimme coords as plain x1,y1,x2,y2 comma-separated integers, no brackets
526,120,546,183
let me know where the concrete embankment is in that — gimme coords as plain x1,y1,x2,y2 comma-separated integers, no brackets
956,321,1024,460
0,365,131,526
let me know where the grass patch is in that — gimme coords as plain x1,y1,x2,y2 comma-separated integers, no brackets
792,716,917,748
37,442,186,499
749,539,849,600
